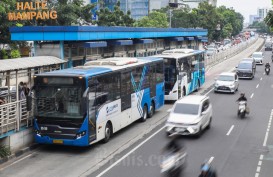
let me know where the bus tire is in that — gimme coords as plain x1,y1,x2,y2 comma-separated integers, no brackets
141,105,148,122
183,87,186,97
148,101,155,118
103,123,112,143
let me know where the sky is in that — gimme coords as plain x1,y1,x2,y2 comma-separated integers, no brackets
217,0,272,23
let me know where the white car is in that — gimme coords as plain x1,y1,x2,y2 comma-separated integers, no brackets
214,72,239,93
166,95,212,137
252,52,264,65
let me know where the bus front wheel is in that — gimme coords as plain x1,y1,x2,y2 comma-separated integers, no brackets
103,123,112,143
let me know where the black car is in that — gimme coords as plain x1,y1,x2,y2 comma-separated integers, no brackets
236,61,255,79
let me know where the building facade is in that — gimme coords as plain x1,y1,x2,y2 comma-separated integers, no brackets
257,7,271,20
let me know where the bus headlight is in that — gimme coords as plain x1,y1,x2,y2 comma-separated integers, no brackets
76,131,86,139
35,129,41,136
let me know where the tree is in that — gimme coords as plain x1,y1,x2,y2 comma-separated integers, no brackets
0,0,17,47
35,0,96,26
134,11,168,28
96,1,134,27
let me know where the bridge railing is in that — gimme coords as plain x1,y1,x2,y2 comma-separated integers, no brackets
205,36,259,70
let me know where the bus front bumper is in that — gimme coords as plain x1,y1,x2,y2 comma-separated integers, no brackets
35,134,89,147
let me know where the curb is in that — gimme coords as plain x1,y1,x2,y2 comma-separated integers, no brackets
0,143,40,165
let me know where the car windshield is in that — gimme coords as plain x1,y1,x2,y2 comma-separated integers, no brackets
173,103,200,115
238,62,252,69
218,75,234,81
252,53,262,58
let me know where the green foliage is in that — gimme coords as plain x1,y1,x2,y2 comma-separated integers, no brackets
265,10,273,29
252,21,271,33
1,50,9,59
96,1,135,26
10,49,21,58
158,2,244,41
0,145,11,158
134,11,168,28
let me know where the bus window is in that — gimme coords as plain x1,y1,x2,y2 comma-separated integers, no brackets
156,62,164,83
121,71,131,111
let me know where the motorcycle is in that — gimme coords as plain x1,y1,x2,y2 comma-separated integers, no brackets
160,149,187,177
265,67,270,75
237,101,247,118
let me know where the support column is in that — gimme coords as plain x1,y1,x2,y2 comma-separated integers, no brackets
68,47,72,68
60,41,64,69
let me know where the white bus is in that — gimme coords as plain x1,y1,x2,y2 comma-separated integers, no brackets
152,49,205,101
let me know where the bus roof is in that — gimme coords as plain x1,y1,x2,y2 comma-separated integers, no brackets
36,57,162,77
151,49,204,59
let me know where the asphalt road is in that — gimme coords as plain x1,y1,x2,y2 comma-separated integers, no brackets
0,38,266,177
91,50,273,177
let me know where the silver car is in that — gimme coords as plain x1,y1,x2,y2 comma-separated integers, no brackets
214,72,239,93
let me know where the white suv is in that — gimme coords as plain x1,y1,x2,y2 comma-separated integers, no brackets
214,72,239,93
166,95,213,137
252,52,264,65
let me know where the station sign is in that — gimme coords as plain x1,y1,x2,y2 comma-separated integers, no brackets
8,1,57,21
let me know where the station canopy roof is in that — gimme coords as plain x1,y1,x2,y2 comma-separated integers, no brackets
0,56,66,73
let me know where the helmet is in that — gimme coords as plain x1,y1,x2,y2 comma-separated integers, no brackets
201,164,210,172
240,93,245,96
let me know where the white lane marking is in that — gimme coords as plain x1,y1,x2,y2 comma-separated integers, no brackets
260,77,262,81
205,87,214,96
256,84,259,88
263,132,269,147
258,161,262,166
226,125,234,136
96,125,166,177
263,109,273,147
250,93,254,98
260,155,264,160
208,156,214,164
255,173,259,177
263,72,265,75
0,154,33,171
257,166,261,172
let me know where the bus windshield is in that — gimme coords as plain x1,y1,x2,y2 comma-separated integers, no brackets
35,85,85,119
164,59,177,92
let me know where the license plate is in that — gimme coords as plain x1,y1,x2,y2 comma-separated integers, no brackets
176,128,185,132
53,140,63,144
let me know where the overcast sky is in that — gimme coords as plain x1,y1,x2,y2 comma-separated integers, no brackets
217,0,272,23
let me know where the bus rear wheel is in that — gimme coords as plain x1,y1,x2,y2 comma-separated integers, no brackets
148,102,155,118
103,123,112,143
141,105,148,122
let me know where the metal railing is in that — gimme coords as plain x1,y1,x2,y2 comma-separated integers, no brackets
0,100,32,136
205,37,259,70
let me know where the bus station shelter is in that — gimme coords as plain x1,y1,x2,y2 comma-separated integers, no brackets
0,56,65,138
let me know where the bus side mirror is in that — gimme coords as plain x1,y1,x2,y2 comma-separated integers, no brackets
26,95,32,111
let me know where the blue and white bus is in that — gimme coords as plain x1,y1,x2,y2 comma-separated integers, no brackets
31,57,164,146
152,49,205,101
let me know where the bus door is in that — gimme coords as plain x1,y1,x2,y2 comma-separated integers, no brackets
120,71,132,126
149,65,156,98
88,79,97,142
178,58,189,97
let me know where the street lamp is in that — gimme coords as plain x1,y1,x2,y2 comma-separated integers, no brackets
215,22,221,42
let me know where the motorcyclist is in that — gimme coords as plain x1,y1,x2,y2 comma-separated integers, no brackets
265,62,270,68
164,133,183,153
199,162,217,177
237,93,247,102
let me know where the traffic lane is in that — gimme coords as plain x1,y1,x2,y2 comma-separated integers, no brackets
91,79,261,177
0,105,172,177
216,61,273,177
247,67,273,177
92,66,268,177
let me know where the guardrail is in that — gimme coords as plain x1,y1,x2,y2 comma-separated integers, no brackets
0,100,32,136
205,37,259,70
